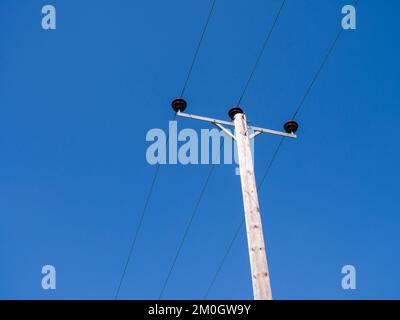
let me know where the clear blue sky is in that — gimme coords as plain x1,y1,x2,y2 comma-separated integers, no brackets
0,0,399,300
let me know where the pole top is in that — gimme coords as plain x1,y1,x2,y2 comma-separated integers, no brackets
228,107,244,120
172,98,187,113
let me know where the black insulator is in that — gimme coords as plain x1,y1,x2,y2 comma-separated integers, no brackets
284,120,299,134
171,98,187,113
228,107,244,120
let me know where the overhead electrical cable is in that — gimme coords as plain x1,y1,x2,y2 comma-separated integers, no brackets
204,0,361,298
158,164,216,299
159,0,287,299
237,0,287,107
115,0,218,300
180,0,217,98
115,113,177,299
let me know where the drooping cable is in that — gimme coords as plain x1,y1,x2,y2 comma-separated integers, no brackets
180,0,217,98
117,0,217,300
115,113,177,299
205,0,361,298
237,0,287,107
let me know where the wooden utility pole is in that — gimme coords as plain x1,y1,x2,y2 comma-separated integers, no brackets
171,99,299,300
231,108,272,300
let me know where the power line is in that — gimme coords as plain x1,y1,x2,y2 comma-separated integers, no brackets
115,113,177,299
205,0,360,297
160,0,287,298
204,4,288,296
259,0,361,189
204,219,242,299
157,0,221,300
159,164,216,299
180,0,217,98
292,0,360,120
237,0,286,107
115,165,161,298
257,136,285,190
202,0,288,299
115,0,218,299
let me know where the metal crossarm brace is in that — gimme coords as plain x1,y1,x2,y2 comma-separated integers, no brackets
176,111,297,139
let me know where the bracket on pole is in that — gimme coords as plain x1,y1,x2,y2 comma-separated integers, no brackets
171,98,299,139
213,123,236,140
249,130,263,140
176,111,298,139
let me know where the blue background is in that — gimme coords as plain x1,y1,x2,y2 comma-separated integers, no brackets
0,0,399,299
